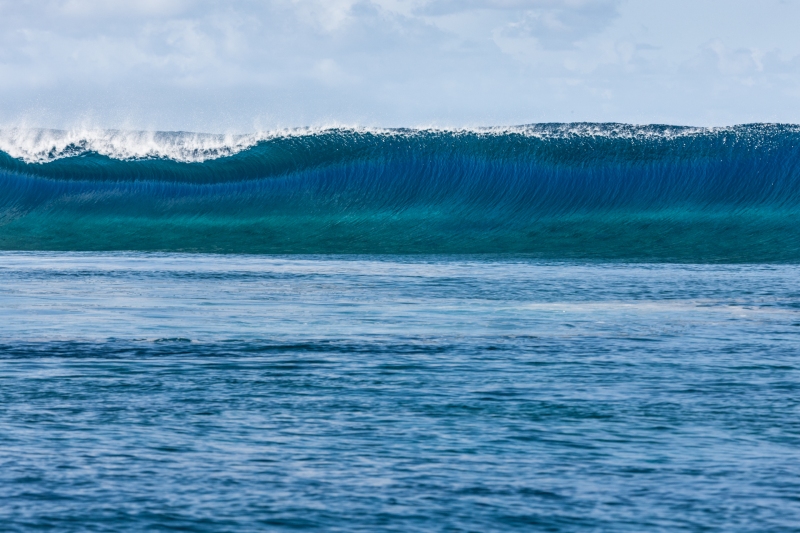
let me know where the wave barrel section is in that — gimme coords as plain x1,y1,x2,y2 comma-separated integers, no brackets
1,124,800,261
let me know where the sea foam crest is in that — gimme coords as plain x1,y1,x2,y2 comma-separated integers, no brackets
0,129,269,164
0,126,400,164
1,123,795,165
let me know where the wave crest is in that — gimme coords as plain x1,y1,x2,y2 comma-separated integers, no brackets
4,123,790,164
0,128,269,163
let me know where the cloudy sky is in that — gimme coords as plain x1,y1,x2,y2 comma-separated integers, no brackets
1,0,799,131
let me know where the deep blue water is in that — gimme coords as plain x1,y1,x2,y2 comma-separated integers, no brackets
1,253,799,532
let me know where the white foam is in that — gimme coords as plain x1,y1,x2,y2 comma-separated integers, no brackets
0,129,269,164
0,123,789,164
0,126,399,164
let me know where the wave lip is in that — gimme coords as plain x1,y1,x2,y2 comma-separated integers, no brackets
4,123,783,164
1,123,799,261
0,128,271,164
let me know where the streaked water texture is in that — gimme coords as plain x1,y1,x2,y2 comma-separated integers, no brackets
1,253,799,531
2,124,800,260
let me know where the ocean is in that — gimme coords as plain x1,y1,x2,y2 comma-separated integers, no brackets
0,125,799,531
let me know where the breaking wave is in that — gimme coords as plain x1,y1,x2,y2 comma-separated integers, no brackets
1,123,799,261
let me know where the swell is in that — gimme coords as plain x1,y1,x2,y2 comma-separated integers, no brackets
1,124,800,260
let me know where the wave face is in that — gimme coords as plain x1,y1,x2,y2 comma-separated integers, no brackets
1,123,800,260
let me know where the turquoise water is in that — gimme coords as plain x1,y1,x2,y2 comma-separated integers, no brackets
3,124,800,260
1,253,799,531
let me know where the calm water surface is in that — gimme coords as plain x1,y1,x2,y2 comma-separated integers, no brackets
0,253,798,532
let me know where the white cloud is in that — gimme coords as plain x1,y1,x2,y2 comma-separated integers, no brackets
287,0,361,32
58,0,190,18
0,0,798,129
497,1,618,49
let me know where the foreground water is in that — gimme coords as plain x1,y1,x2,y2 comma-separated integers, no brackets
1,253,798,532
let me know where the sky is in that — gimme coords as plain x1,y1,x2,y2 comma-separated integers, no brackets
1,0,799,131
